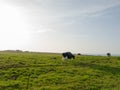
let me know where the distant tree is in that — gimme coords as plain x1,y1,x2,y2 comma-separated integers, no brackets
24,51,29,53
16,50,23,52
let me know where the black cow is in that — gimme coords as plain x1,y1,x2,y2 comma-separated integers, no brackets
107,53,111,57
62,52,75,59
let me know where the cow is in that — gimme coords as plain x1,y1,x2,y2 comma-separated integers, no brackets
107,53,111,57
106,53,111,60
62,52,75,60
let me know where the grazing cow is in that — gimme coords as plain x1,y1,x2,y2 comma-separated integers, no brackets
62,52,75,60
107,53,111,57
78,53,81,55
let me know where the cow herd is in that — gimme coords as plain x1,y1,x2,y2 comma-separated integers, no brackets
62,52,111,60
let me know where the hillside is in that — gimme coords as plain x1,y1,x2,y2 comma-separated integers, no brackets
0,52,120,90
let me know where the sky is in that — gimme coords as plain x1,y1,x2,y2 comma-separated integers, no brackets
0,0,120,55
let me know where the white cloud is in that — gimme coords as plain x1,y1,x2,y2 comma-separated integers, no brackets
32,28,54,33
1,0,120,54
3,0,120,26
28,0,120,17
1,0,120,34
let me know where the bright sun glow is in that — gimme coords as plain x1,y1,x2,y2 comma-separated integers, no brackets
0,2,30,50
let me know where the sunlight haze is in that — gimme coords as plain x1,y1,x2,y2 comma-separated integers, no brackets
0,0,120,55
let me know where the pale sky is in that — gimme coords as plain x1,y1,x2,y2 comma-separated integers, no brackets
0,0,120,54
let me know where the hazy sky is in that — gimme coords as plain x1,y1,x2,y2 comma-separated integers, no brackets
0,0,120,54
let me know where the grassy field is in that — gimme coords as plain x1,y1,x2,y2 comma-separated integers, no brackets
0,52,120,90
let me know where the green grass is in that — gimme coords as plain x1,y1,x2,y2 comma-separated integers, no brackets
0,52,120,90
